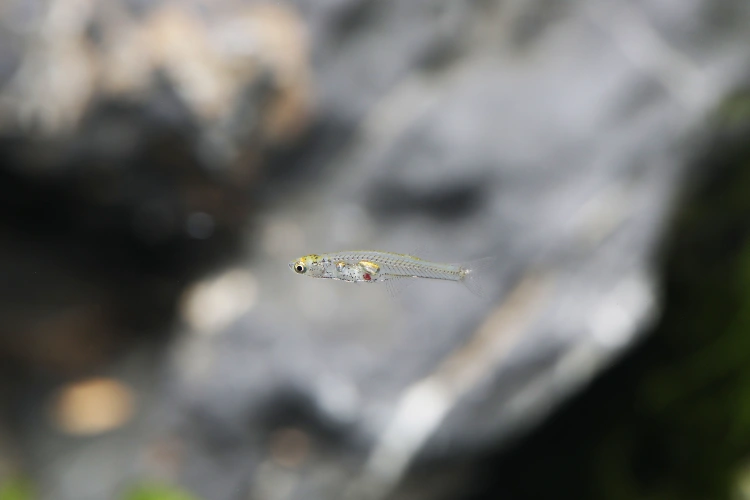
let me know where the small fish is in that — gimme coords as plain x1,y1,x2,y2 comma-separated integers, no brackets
288,250,497,297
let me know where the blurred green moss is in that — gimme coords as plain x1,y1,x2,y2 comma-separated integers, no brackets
716,92,750,127
123,483,200,500
0,480,199,500
0,480,32,500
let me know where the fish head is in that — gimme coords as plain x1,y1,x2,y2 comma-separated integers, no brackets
289,254,325,278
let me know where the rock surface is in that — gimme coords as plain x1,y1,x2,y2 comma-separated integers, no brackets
0,1,748,500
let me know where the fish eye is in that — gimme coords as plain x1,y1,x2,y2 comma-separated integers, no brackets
294,263,306,274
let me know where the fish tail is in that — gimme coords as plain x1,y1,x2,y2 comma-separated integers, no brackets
458,256,502,298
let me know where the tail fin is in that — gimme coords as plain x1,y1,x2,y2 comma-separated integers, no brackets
459,256,502,298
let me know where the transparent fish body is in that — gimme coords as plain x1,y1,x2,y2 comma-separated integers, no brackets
289,250,497,297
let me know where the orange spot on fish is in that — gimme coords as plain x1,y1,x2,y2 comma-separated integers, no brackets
363,273,371,281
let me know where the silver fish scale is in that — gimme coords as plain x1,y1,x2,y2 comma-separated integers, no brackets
323,251,463,282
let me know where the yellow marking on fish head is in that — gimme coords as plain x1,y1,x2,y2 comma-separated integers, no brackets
289,254,323,277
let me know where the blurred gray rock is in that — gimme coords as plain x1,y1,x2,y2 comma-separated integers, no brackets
171,1,750,500
0,1,749,500
0,0,312,498
0,0,312,372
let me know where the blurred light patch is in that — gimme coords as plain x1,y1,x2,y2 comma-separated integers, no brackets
737,462,750,500
269,427,311,469
574,185,632,246
180,268,258,334
589,272,656,350
313,374,360,425
50,377,135,436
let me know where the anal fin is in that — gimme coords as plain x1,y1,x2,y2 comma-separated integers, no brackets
384,275,415,298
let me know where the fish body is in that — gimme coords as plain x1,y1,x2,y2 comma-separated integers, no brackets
289,250,495,296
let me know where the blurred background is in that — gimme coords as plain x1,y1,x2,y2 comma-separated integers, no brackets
0,1,749,499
